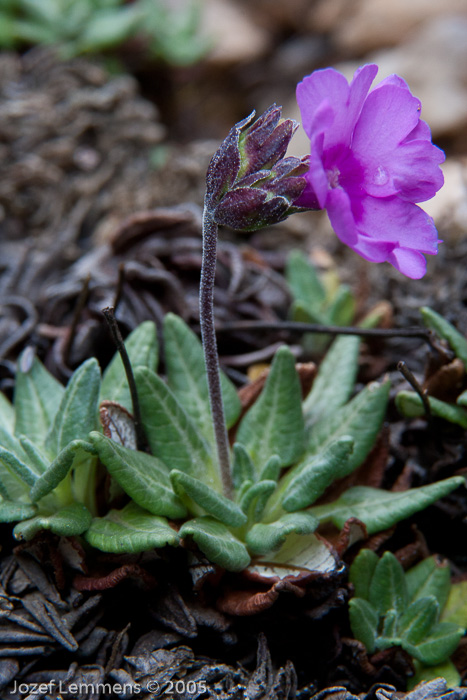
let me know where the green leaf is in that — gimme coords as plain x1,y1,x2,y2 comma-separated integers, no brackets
239,480,276,521
0,446,38,487
164,313,241,439
399,597,439,645
236,346,305,472
259,455,281,482
135,367,219,489
18,436,49,475
0,429,31,501
406,556,451,610
306,381,389,472
396,391,467,428
0,500,37,523
349,549,379,600
310,478,465,534
85,502,179,554
282,436,354,511
408,659,461,690
48,358,101,456
14,503,92,541
441,581,467,628
169,470,246,527
89,432,186,519
29,440,96,502
232,443,255,491
14,353,64,447
327,285,356,327
421,307,467,370
100,321,158,411
404,622,465,666
303,335,360,428
0,392,13,432
179,517,250,572
349,598,378,653
369,552,407,617
77,6,142,52
381,610,398,640
286,250,326,310
246,512,319,556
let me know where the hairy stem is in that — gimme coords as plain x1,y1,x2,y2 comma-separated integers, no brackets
200,206,233,499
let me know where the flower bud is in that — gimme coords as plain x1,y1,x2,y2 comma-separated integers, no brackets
205,106,310,231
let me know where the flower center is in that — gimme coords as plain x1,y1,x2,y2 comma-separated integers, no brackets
326,166,340,189
373,165,389,186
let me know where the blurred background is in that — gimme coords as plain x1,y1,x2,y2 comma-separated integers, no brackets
1,0,467,379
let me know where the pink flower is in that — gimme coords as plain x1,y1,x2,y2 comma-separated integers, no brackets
296,64,445,279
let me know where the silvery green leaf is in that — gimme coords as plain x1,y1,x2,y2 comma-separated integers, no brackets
239,480,277,521
100,321,158,411
76,6,142,53
164,313,241,439
236,346,304,473
14,503,92,541
135,367,219,490
0,500,37,523
399,597,439,646
369,552,407,617
89,432,186,519
382,609,398,639
169,470,246,527
309,478,464,534
246,512,319,556
306,381,389,472
396,391,467,428
30,440,96,502
286,250,326,310
406,556,451,610
232,443,255,492
421,306,467,369
303,335,360,429
14,353,65,447
179,517,250,572
48,358,101,456
85,502,179,554
349,549,379,600
349,598,378,653
282,436,354,511
404,622,465,666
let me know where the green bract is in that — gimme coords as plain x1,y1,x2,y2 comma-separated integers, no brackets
0,315,462,574
349,551,466,686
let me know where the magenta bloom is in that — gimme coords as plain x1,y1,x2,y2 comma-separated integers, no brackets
296,64,445,279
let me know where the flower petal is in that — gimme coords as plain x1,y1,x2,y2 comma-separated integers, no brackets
388,247,428,279
297,68,349,141
326,187,359,246
352,84,421,159
355,196,439,254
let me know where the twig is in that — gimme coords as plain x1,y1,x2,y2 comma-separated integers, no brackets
102,307,147,452
216,319,439,351
63,274,90,366
397,360,432,420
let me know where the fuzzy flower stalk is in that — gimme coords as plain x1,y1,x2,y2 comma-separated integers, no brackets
296,64,445,279
201,107,308,498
